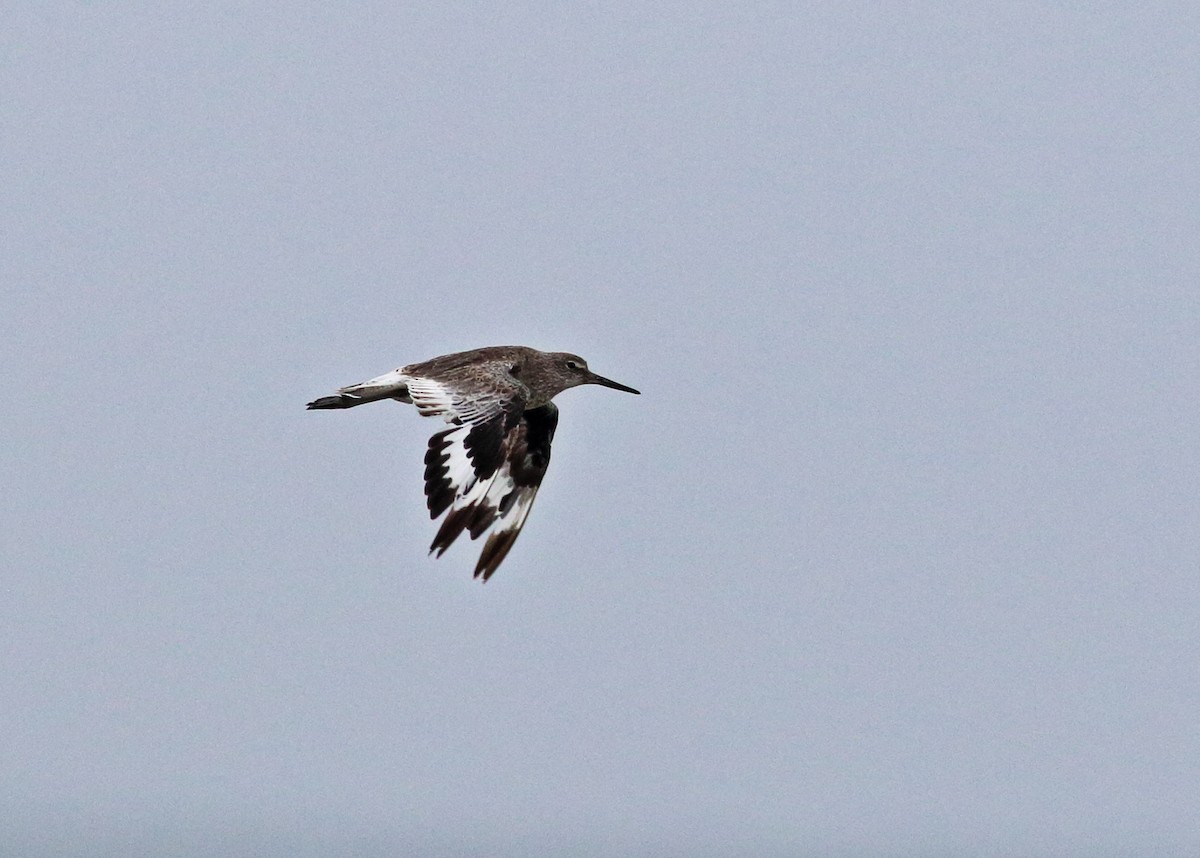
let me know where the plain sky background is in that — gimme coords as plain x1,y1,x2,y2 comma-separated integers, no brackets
3,2,1198,856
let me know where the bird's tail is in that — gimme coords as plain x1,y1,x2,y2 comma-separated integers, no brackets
306,369,413,410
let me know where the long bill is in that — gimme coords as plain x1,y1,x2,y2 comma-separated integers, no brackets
586,372,641,395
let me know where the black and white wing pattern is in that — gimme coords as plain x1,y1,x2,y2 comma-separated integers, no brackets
424,402,559,580
308,345,636,579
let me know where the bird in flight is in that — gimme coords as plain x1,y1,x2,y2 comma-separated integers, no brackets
307,346,640,580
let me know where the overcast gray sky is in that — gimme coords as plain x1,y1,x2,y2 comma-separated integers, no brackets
4,2,1199,856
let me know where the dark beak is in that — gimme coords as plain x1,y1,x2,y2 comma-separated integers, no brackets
586,371,640,395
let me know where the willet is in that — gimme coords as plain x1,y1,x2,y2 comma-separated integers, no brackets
307,346,640,580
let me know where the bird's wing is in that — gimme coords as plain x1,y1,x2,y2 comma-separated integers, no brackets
408,373,526,492
424,402,559,580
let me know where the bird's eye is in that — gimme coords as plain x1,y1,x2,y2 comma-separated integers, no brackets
565,360,581,370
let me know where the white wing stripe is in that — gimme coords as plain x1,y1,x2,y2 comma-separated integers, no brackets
407,378,461,419
437,423,481,500
407,376,502,424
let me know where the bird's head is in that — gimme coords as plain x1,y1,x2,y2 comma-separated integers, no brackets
541,352,641,398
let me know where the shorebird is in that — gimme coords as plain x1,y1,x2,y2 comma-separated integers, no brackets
307,346,640,580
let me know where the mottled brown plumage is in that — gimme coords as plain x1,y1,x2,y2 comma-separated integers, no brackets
307,346,639,580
